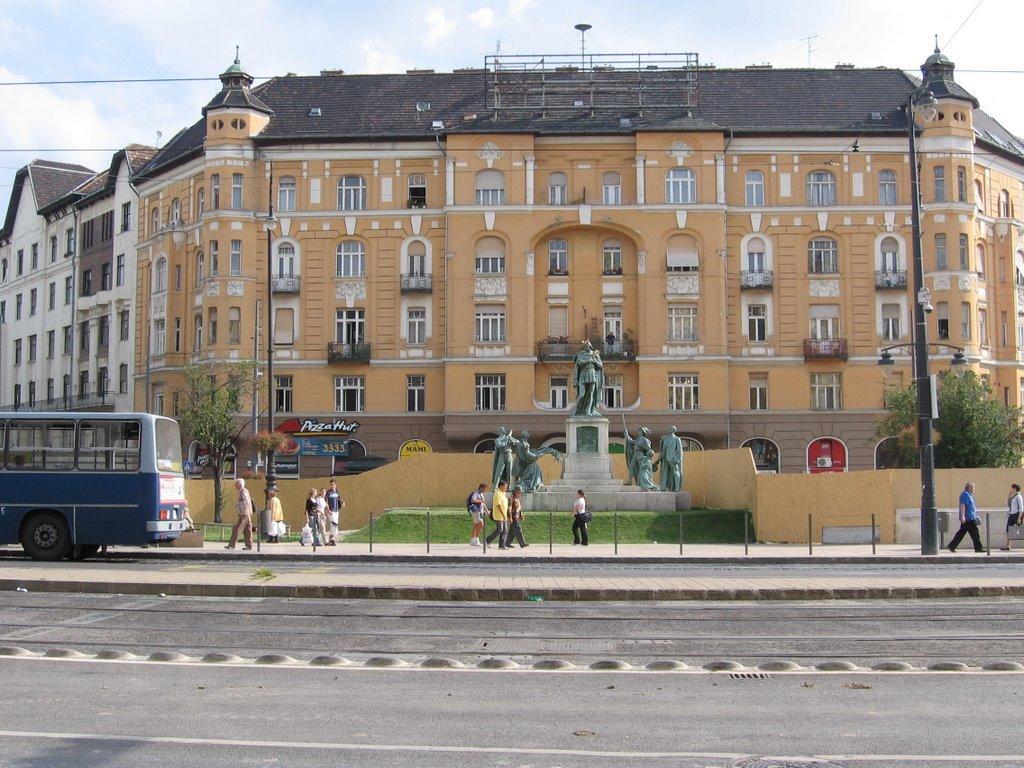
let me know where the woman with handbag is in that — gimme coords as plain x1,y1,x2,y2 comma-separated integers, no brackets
267,487,284,543
571,489,590,546
1003,483,1023,551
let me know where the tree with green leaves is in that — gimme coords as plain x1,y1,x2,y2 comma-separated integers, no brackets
176,361,261,523
877,369,1024,469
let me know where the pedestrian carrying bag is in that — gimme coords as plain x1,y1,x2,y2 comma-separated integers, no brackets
1009,524,1024,541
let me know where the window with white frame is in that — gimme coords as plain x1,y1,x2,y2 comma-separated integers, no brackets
407,375,426,412
407,174,427,207
154,258,167,292
407,241,426,276
749,373,768,410
810,305,840,339
959,234,969,270
209,240,219,276
668,374,699,411
934,166,946,203
276,243,295,277
667,305,698,341
1000,189,1011,218
275,375,293,413
975,179,984,213
336,241,366,277
602,238,622,274
881,303,901,340
193,313,202,352
474,306,506,343
976,243,986,277
231,173,243,209
337,175,367,210
665,168,696,204
171,198,181,223
228,307,241,344
474,237,505,274
334,375,365,412
548,172,567,204
152,319,165,355
407,307,427,345
961,301,972,340
335,309,365,344
475,374,506,411
957,166,967,202
745,171,765,206
603,374,623,408
806,171,837,206
196,187,205,216
194,250,205,283
1017,312,1024,348
747,304,767,342
1002,310,1009,347
808,238,838,273
547,306,568,338
208,307,218,345
549,376,568,409
278,176,296,211
880,237,900,272
935,234,948,270
274,308,295,346
878,170,897,205
603,307,622,341
475,170,505,205
811,373,842,410
745,237,767,272
548,238,568,275
116,254,125,286
230,240,242,276
150,207,159,235
979,307,989,346
666,233,699,272
937,302,950,340
602,171,621,205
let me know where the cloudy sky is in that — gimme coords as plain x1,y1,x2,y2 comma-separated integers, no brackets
2,0,1023,219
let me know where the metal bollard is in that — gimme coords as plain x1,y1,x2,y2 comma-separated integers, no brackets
871,513,877,556
548,510,553,555
368,513,373,554
482,514,487,554
744,510,750,556
808,513,813,556
426,508,431,554
614,511,619,555
678,510,683,555
986,512,991,556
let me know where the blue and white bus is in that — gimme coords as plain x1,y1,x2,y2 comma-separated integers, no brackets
0,412,189,560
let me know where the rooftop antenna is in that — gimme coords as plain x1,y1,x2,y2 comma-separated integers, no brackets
799,34,819,67
575,23,592,70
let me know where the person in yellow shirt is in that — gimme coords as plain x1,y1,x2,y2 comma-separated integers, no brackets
485,481,510,549
267,487,284,544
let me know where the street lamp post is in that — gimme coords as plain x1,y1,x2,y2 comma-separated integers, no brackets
263,163,278,494
906,86,940,555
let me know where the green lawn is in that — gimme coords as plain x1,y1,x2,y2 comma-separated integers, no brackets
342,508,752,545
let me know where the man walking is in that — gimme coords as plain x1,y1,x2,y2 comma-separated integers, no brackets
948,481,984,553
226,478,254,550
505,485,528,548
326,478,345,546
467,483,487,547
485,481,510,549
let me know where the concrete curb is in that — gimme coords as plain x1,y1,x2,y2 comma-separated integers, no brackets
3,578,1024,602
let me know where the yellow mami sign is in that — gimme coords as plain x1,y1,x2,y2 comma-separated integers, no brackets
399,439,432,458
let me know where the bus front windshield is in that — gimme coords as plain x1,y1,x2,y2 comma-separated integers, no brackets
155,419,184,474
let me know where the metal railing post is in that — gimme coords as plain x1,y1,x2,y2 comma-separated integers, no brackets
369,513,373,554
808,513,813,556
678,510,683,555
744,511,750,556
482,513,487,553
426,508,431,554
614,511,618,555
986,512,991,556
548,510,553,555
871,513,877,556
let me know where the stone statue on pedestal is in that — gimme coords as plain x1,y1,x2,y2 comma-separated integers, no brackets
653,426,684,492
623,424,658,491
491,426,520,488
513,430,562,493
572,340,605,417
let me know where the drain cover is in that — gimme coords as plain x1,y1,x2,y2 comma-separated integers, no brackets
731,760,843,768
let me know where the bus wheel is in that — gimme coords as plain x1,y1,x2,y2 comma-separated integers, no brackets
69,545,101,561
21,512,72,561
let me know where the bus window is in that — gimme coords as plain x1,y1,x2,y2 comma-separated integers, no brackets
79,420,141,471
155,418,183,473
0,421,5,465
7,420,75,470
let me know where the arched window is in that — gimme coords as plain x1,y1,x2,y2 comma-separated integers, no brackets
681,437,703,451
196,187,205,216
153,257,167,292
976,242,986,277
171,198,181,223
879,236,900,272
742,437,780,473
474,237,505,274
874,437,906,469
975,179,985,213
195,250,205,283
278,176,296,211
602,171,621,205
276,243,296,277
745,171,765,206
666,234,699,273
548,238,569,275
808,237,839,274
548,172,567,204
475,170,505,205
337,175,366,211
1016,250,1024,286
473,437,497,453
665,168,696,204
807,436,848,473
602,238,622,275
806,171,836,206
745,236,767,273
878,170,897,205
407,240,426,276
407,174,427,207
1000,189,1011,218
150,206,159,235
335,241,366,277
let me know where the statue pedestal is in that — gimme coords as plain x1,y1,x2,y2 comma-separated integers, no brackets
563,415,614,484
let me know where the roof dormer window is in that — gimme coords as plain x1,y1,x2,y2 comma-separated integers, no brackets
309,107,322,117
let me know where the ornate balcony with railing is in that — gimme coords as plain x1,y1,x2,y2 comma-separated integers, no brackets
0,391,116,413
537,339,635,361
874,269,908,289
740,270,774,290
400,274,433,292
271,275,301,293
804,338,848,360
327,342,371,363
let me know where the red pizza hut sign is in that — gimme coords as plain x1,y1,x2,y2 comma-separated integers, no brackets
277,418,361,436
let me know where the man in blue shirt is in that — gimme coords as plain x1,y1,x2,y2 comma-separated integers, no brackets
948,481,984,553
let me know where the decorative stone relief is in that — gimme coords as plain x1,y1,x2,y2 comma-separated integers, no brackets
1017,286,1024,306
151,293,166,316
808,279,840,297
579,205,592,225
666,141,693,165
227,281,244,296
675,210,687,229
637,250,646,275
345,217,356,236
335,279,367,308
667,274,699,296
206,281,220,297
474,275,507,298
957,275,973,291
476,141,504,168
933,274,951,290
484,211,495,231
411,215,422,235
525,251,535,276
750,213,762,232
817,212,828,231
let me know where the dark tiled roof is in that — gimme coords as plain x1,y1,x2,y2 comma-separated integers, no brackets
125,144,159,174
973,110,1024,162
74,170,109,196
27,159,95,211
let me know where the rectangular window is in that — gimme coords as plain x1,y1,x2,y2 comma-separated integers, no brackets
101,262,112,291
50,235,57,262
1018,313,1024,348
75,419,141,471
811,373,842,410
961,301,971,340
28,381,36,408
116,254,125,286
97,315,109,348
475,187,505,206
407,307,427,345
46,378,54,401
668,374,699,411
273,307,294,346
47,281,55,311
474,374,506,411
208,307,218,344
4,420,75,471
230,240,241,276
979,307,989,347
334,375,365,412
603,373,624,409
46,330,54,360
121,201,131,232
603,308,623,342
745,173,765,206
173,317,181,352
881,303,901,341
27,335,36,363
193,314,202,352
334,309,364,345
30,243,38,270
209,241,219,276
806,172,837,206
228,307,241,344
548,240,568,274
97,367,108,397
29,288,37,316
119,310,130,341
810,306,840,340
547,306,569,338
957,166,967,203
934,166,946,203
79,321,90,356
407,375,426,412
152,319,166,355
15,294,21,320
935,234,947,271
1001,310,1008,347
667,305,698,341
474,307,506,343
16,249,23,275
548,178,567,205
65,227,74,257
278,179,297,211
275,375,293,413
62,325,72,356
475,251,505,274
549,376,568,409
211,174,220,209
118,363,128,395
81,269,92,296
231,173,243,209
602,177,621,205
808,238,839,273
749,374,768,410
746,304,767,342
64,276,72,305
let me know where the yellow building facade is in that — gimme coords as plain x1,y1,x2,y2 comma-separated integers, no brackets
133,49,1024,475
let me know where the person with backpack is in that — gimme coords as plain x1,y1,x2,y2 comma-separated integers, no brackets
571,489,591,546
467,483,488,547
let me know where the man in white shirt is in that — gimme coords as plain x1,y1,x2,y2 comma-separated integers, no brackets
1004,483,1023,551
